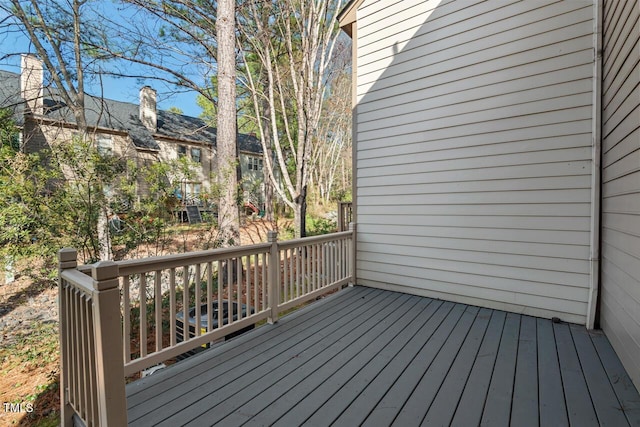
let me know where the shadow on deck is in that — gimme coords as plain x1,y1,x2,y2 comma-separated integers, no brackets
126,286,640,426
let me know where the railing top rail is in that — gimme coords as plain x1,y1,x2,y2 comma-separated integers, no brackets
74,228,354,277
60,268,95,296
115,242,272,276
278,230,353,250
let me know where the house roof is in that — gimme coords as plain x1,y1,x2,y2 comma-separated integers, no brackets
0,69,26,125
337,0,365,37
0,69,262,154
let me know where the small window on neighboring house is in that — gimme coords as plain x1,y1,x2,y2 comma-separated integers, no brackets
191,147,202,163
178,145,187,157
97,135,113,155
248,157,261,171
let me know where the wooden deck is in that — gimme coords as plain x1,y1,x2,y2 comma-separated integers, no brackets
126,286,640,426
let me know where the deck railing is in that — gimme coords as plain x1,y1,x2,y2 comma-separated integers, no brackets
337,201,353,232
58,225,355,426
58,250,127,427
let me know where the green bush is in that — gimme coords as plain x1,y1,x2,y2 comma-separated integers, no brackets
306,216,337,236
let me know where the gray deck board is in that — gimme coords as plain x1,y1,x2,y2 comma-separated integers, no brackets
129,286,384,424
511,315,539,427
256,296,430,426
331,300,454,427
391,305,480,426
480,311,520,426
450,310,506,427
590,329,640,425
361,303,467,427
301,299,444,426
127,285,374,413
554,322,600,426
126,286,640,427
420,307,492,426
156,290,402,426
206,293,418,426
570,324,630,426
536,318,569,427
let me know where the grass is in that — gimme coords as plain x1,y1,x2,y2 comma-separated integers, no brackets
0,321,61,426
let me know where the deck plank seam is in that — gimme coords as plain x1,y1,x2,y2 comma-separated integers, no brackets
550,318,572,425
507,314,522,426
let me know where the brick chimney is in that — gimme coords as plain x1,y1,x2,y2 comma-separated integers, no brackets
20,54,43,115
139,86,157,132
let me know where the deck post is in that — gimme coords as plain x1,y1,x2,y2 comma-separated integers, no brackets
267,231,279,324
349,222,356,286
58,248,77,427
91,261,127,426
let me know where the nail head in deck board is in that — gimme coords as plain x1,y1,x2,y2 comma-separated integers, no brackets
480,311,521,426
361,303,468,427
450,310,506,427
589,329,640,425
127,286,374,420
331,300,454,427
168,292,408,426
536,318,569,427
570,324,630,426
554,322,599,426
421,307,493,426
305,299,444,426
510,315,539,427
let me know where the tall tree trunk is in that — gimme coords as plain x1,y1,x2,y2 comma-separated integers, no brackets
217,0,240,247
261,98,274,222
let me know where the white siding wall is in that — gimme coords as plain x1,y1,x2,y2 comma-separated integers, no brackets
355,0,596,323
600,0,640,388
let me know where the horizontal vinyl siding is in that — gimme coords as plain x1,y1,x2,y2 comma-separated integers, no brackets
600,0,640,389
355,0,595,323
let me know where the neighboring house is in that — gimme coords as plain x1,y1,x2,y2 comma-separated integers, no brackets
339,0,639,388
0,55,265,211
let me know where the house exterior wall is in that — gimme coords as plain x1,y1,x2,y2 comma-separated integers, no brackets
599,0,640,388
240,152,265,206
155,137,215,197
354,0,597,324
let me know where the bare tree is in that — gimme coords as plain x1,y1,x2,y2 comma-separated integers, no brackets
311,67,352,203
238,0,346,237
2,0,113,261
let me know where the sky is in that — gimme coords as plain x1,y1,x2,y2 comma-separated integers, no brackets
0,6,204,118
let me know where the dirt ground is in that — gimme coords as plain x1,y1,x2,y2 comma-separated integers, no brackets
0,219,285,426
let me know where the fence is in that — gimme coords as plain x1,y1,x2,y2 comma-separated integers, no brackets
58,225,355,426
337,201,353,232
